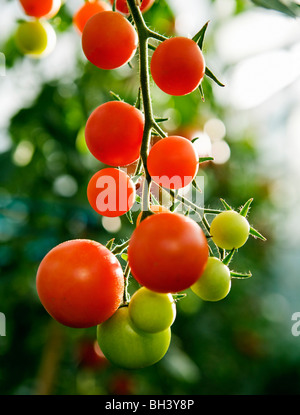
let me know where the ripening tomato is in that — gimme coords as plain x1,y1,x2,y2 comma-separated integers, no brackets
82,11,138,70
15,20,56,58
73,1,111,34
109,0,155,14
191,257,231,301
128,212,209,293
136,205,169,226
147,136,199,189
210,210,250,250
85,101,144,166
97,307,171,369
36,239,124,328
151,37,205,96
87,168,136,217
19,0,61,18
128,287,176,333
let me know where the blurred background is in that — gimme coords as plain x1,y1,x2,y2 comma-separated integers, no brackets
1,0,300,395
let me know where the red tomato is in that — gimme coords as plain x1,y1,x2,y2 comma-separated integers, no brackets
147,136,199,189
109,0,155,14
19,0,61,18
87,168,136,217
85,101,144,166
73,1,111,34
82,11,138,70
128,212,209,293
36,239,124,328
151,37,205,96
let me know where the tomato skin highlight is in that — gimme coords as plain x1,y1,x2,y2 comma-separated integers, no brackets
151,37,205,96
147,135,199,189
85,101,144,167
36,239,124,328
97,307,171,369
73,1,111,34
87,168,136,217
82,11,138,70
128,212,209,293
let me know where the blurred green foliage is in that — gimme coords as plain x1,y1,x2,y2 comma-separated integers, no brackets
0,0,299,396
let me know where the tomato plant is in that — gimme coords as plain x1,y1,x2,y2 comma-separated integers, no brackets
82,10,138,70
97,307,171,369
19,0,61,18
15,20,56,58
84,101,144,166
36,239,124,328
87,167,136,217
128,212,209,293
128,287,176,333
33,0,266,371
191,257,231,302
73,0,111,34
147,135,199,189
150,37,206,96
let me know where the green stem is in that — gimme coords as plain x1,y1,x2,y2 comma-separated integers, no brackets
127,0,163,220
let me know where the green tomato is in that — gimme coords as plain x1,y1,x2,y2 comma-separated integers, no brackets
128,287,176,333
191,257,231,301
210,210,250,250
15,20,56,58
97,307,171,369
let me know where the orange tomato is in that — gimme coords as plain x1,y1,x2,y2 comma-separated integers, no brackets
19,0,61,18
73,1,111,34
82,11,138,70
87,168,136,217
151,37,205,96
85,101,144,167
147,136,199,189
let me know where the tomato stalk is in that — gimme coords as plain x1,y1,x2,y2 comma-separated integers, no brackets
126,0,168,221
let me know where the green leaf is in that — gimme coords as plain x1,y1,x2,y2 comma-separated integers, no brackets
192,179,202,193
110,91,123,101
154,117,169,123
106,238,115,250
135,88,142,109
191,137,199,143
131,173,143,184
192,21,209,49
199,156,214,163
239,198,253,217
205,67,225,87
220,198,233,211
222,249,236,266
121,253,128,261
249,226,267,241
126,209,133,224
251,0,300,17
172,293,187,302
198,84,205,102
230,270,253,279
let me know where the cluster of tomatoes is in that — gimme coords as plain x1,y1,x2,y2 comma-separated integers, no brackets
15,0,61,58
36,0,255,370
